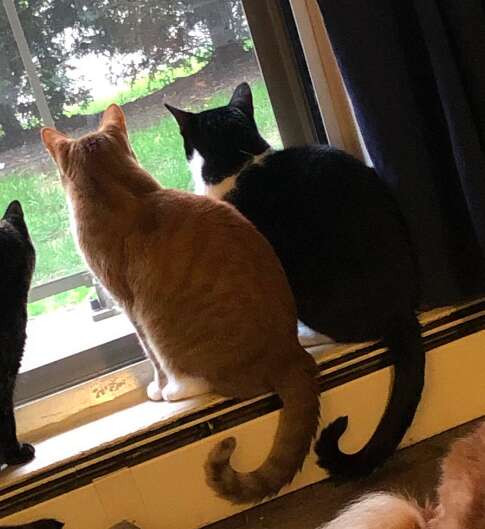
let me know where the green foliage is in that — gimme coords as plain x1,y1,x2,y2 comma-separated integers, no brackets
0,0,89,136
0,0,249,144
242,38,254,52
28,286,94,318
0,168,82,286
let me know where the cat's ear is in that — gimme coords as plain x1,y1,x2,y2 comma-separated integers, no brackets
41,127,69,159
101,104,128,135
229,82,254,117
3,200,24,220
165,104,194,131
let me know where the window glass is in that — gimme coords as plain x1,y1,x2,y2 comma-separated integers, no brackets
0,0,281,390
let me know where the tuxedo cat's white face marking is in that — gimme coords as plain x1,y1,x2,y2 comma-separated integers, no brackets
189,149,207,195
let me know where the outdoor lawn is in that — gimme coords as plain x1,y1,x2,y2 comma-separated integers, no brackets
0,78,280,317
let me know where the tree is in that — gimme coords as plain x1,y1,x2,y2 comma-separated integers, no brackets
73,0,249,81
194,0,249,63
0,0,89,145
0,0,249,148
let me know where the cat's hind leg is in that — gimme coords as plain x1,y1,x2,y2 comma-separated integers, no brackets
145,362,211,402
134,321,211,402
127,317,166,402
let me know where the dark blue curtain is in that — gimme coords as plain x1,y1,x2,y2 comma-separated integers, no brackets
316,0,485,307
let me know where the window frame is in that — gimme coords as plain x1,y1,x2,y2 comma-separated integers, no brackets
287,0,367,160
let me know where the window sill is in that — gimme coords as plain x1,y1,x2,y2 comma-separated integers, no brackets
3,341,345,494
2,322,484,526
3,299,483,502
1,389,226,493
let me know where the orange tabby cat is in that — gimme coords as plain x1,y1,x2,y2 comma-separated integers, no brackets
40,104,319,505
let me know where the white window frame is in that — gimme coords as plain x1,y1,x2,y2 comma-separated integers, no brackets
288,0,370,163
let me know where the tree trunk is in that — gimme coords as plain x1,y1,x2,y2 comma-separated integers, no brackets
200,0,246,69
0,103,23,147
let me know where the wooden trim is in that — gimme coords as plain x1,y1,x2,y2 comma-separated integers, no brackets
306,0,364,158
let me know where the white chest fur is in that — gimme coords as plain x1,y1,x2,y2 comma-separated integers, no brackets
190,148,273,200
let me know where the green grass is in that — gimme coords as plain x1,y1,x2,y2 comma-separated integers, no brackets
0,170,82,284
65,57,207,117
0,78,280,318
28,286,95,317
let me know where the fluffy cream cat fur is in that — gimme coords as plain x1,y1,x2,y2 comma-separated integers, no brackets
322,420,485,529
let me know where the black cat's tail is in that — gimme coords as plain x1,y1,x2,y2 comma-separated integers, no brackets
315,312,424,477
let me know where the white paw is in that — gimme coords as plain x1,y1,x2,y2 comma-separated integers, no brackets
161,376,211,402
147,380,164,401
161,381,182,402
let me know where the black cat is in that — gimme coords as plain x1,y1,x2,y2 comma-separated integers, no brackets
0,201,36,468
166,83,425,478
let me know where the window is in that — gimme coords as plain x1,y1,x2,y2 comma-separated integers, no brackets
0,0,323,407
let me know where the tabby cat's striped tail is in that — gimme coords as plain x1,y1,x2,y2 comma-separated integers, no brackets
205,356,320,504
